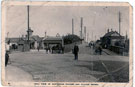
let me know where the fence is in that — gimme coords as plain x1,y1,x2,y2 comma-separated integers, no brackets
109,46,129,56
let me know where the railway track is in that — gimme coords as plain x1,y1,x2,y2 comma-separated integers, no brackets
90,47,128,82
97,56,115,82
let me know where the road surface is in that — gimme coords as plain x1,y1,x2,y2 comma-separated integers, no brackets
5,43,129,82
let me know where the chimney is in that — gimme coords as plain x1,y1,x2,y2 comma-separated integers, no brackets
72,18,74,35
22,35,24,38
45,31,47,38
111,28,113,32
107,29,109,33
126,31,128,40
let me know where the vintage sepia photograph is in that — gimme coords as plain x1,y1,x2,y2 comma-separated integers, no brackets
2,1,132,87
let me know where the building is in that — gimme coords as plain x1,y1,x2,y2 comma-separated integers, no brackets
30,35,42,49
5,37,20,51
100,29,124,48
43,36,64,47
17,38,30,52
5,37,30,52
43,36,64,53
5,34,43,51
100,29,130,55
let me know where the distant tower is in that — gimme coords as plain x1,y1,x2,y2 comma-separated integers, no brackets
92,30,93,41
107,28,109,33
27,5,33,43
119,11,121,35
84,26,86,41
80,17,83,39
79,31,81,38
27,5,30,42
72,18,74,35
126,31,128,40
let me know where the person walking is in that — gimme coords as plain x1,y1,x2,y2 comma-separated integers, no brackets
46,47,48,53
48,45,51,53
99,45,102,55
73,43,79,60
37,46,40,52
95,43,99,55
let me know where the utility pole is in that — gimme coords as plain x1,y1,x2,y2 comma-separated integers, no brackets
87,33,89,42
80,17,83,39
72,18,74,35
92,30,93,41
119,11,121,35
27,5,30,43
126,30,128,40
79,31,81,38
84,26,86,41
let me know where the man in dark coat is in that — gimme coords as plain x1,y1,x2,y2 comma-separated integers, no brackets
73,43,79,60
5,51,9,67
98,45,102,55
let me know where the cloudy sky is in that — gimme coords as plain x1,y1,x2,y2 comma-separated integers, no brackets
6,5,129,41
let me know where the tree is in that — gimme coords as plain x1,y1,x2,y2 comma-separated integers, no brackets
63,34,81,45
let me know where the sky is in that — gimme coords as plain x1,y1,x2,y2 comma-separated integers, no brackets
5,5,129,41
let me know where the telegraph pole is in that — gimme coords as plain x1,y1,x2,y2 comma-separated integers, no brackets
92,30,93,41
27,5,30,43
87,33,89,43
80,17,83,39
119,11,121,35
72,18,74,35
79,31,81,38
84,26,86,41
126,30,128,40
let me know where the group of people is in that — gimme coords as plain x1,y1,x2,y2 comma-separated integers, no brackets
72,42,103,61
89,41,103,55
94,43,102,55
42,44,64,54
89,42,95,49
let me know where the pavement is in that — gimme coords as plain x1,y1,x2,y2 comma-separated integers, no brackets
5,65,33,82
4,43,129,82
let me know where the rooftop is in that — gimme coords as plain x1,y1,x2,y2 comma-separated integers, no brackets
103,31,121,37
43,36,63,41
